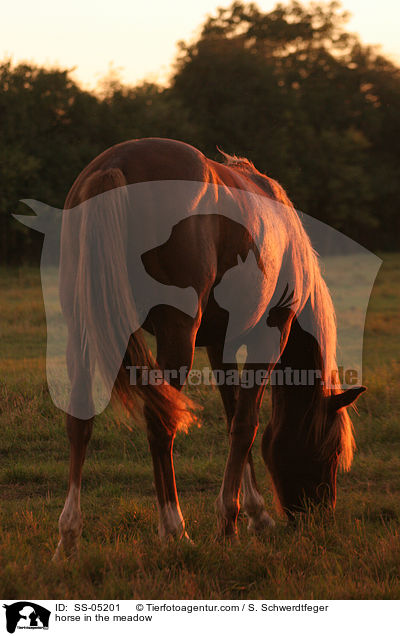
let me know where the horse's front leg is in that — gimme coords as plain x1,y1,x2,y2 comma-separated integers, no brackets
215,375,266,538
146,411,188,540
207,345,274,535
241,453,275,533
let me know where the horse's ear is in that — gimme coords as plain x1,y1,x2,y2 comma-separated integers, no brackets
329,386,367,412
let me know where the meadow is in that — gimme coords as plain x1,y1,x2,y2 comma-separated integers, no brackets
0,254,399,599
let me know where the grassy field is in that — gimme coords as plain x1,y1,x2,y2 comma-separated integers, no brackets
0,254,399,600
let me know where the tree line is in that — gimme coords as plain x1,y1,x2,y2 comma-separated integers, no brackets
1,1,399,263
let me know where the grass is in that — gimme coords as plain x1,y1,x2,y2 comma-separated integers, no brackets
0,255,399,599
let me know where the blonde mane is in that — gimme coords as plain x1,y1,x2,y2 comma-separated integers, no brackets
220,148,355,471
218,148,257,172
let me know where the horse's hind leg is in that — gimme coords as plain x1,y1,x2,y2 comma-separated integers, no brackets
207,345,274,535
53,330,94,561
145,316,197,540
53,416,93,560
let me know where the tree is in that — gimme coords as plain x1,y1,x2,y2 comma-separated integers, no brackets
171,1,400,248
1,2,400,260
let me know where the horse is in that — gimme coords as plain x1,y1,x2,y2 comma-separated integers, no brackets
53,137,365,560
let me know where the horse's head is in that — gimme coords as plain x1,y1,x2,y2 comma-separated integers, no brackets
263,385,366,518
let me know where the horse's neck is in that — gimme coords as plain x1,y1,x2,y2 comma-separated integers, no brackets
280,318,323,372
272,317,324,426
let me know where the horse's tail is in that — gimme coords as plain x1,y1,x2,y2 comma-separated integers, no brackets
75,167,197,433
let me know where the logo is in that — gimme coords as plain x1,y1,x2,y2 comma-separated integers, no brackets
3,603,50,634
14,181,381,418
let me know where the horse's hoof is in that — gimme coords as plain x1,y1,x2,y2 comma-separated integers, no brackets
247,510,276,534
52,539,80,562
160,527,194,544
214,526,239,544
52,540,65,563
182,531,195,545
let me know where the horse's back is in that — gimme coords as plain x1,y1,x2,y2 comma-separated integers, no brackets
60,138,262,282
59,138,290,332
64,138,213,209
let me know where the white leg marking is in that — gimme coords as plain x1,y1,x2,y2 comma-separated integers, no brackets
215,488,228,521
158,502,190,541
241,464,275,532
216,486,237,518
215,476,240,536
52,484,82,560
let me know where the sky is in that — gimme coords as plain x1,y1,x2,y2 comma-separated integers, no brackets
2,0,400,90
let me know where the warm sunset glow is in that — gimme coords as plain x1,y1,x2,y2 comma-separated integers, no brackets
3,0,400,89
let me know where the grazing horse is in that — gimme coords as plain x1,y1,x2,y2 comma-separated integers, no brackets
264,289,365,516
53,137,365,559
